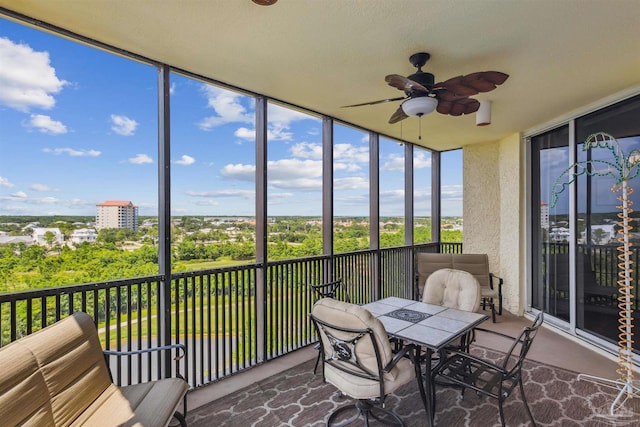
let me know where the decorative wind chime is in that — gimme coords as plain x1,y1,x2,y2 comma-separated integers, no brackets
551,132,640,416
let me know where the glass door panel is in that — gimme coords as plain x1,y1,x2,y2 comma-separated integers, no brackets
575,96,640,350
531,126,570,321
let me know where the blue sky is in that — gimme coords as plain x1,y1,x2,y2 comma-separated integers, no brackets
0,18,463,218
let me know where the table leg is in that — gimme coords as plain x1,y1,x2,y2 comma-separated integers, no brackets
424,347,435,427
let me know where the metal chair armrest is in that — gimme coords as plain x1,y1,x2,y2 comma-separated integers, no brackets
104,343,186,360
385,343,418,372
489,273,503,290
439,347,507,375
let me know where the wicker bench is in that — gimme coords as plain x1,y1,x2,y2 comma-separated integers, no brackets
0,312,188,426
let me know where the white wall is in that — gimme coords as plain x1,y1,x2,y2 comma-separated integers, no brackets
463,133,523,315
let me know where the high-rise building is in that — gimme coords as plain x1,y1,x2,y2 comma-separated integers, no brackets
540,202,549,229
96,200,138,231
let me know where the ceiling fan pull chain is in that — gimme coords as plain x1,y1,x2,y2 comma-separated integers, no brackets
419,116,422,140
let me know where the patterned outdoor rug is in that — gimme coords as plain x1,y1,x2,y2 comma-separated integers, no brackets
186,347,640,426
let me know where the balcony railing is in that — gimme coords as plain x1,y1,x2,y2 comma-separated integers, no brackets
0,242,458,389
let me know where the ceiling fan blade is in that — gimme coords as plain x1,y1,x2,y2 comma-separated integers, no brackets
436,97,480,116
388,105,408,124
433,71,509,97
385,74,430,93
341,96,406,108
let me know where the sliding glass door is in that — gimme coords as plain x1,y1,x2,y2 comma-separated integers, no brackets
530,95,640,353
531,126,571,322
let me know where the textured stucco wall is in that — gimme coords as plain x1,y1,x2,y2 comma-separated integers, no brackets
463,133,522,315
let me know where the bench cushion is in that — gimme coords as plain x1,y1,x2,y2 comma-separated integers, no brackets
70,378,189,427
0,340,54,426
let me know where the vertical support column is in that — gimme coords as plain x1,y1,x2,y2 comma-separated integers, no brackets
255,96,268,363
432,151,441,245
405,143,414,245
370,133,380,300
322,117,334,280
404,143,414,296
157,65,172,377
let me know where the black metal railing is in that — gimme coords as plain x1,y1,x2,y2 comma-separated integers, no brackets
0,243,462,389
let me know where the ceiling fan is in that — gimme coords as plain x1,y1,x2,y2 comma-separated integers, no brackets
342,52,509,124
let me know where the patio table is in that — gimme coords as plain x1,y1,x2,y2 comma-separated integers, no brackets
363,296,488,426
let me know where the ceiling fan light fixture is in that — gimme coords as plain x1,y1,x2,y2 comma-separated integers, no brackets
401,96,438,117
476,100,492,126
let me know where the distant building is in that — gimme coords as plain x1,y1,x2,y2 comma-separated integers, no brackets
96,200,139,231
0,235,32,246
32,228,64,246
540,202,549,229
70,228,98,244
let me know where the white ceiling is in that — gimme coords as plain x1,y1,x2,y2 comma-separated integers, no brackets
1,0,639,151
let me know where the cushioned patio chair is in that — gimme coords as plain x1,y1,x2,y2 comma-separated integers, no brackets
432,312,544,426
310,279,350,374
422,268,482,353
311,298,427,426
422,268,481,312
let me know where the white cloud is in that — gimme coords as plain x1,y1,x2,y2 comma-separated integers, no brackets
220,158,323,191
290,142,322,160
334,143,369,163
42,147,101,157
25,114,67,134
220,163,256,181
175,154,195,165
381,154,405,172
267,125,293,141
232,126,294,141
187,189,255,199
268,159,322,180
30,183,52,192
0,37,68,112
235,127,255,140
198,85,253,130
334,162,362,172
110,114,138,136
0,176,15,188
38,196,58,204
334,176,369,190
414,151,432,169
128,154,153,164
11,191,27,199
442,184,463,200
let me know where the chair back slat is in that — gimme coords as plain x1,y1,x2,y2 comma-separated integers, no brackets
501,312,544,376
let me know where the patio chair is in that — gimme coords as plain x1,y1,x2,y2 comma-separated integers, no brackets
311,298,427,426
310,279,350,374
422,268,481,355
416,253,504,322
432,312,544,427
422,268,481,312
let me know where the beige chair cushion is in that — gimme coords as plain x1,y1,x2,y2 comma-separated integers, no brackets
422,268,481,312
70,379,188,427
416,253,453,296
312,298,415,400
6,312,113,426
0,340,55,426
